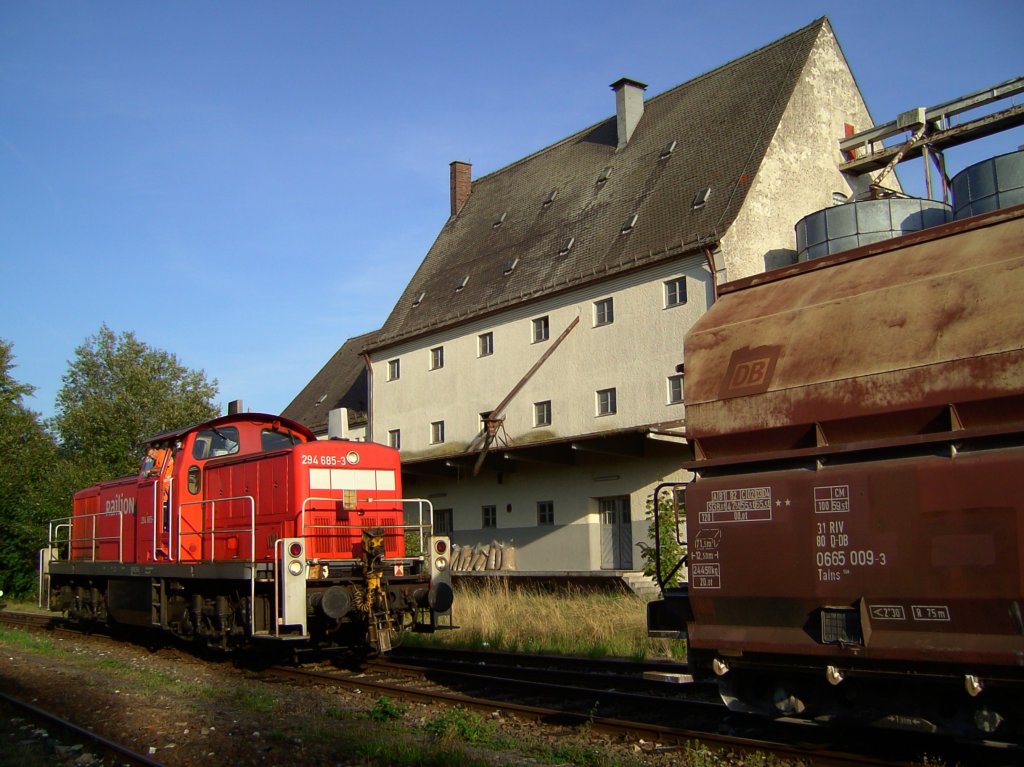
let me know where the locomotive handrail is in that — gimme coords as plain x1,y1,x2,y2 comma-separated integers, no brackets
47,522,72,560
177,496,256,564
45,512,124,564
366,497,435,553
148,477,168,563
651,482,689,593
299,496,435,555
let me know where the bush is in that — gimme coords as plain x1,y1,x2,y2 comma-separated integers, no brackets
638,490,687,590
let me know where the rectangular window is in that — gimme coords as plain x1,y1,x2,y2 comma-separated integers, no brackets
594,297,614,326
668,374,684,404
388,429,401,449
482,505,497,528
537,500,554,526
665,277,687,308
534,400,551,427
387,359,400,381
430,420,445,444
430,346,444,370
478,332,494,357
532,316,550,343
596,387,617,416
433,508,453,535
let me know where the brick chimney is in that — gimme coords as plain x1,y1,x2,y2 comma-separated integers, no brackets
610,78,647,149
450,160,472,216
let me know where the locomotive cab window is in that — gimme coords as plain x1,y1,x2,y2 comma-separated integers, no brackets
187,465,202,494
192,426,240,460
261,428,302,452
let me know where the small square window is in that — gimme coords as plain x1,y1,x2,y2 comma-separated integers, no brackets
537,500,554,526
668,374,684,405
388,429,401,449
594,297,614,326
534,400,551,427
430,346,444,370
665,277,687,308
430,420,445,444
482,505,497,528
478,332,494,357
532,316,550,343
596,388,617,416
387,359,400,381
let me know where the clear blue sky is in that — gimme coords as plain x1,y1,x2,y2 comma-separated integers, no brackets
2,1,1021,419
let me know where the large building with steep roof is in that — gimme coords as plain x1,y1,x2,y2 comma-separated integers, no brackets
291,17,885,576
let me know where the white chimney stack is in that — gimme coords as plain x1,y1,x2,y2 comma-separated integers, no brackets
328,407,350,440
611,78,647,150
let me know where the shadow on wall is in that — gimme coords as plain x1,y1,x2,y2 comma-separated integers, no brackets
764,248,798,272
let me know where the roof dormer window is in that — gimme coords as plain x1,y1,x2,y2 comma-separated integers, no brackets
692,187,711,209
660,140,677,159
455,275,469,292
412,291,426,307
621,213,638,234
558,236,575,256
543,189,558,206
504,257,519,275
493,211,507,227
597,166,613,184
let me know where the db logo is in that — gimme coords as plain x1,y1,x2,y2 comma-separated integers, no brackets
718,346,781,399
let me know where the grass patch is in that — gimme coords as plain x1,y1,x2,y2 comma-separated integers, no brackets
405,579,685,661
354,738,494,767
366,695,407,722
83,655,217,699
0,627,59,655
233,687,278,712
424,706,497,744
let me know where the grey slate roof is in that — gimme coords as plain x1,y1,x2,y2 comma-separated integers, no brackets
282,330,376,435
368,18,830,351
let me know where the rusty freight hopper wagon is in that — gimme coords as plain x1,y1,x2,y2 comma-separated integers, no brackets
648,203,1024,739
41,413,453,652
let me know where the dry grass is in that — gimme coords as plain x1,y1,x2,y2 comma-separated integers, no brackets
407,578,685,661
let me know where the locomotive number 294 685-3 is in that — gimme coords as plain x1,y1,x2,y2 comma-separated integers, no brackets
301,454,343,467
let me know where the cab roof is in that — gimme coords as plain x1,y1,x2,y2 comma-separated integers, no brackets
143,412,316,446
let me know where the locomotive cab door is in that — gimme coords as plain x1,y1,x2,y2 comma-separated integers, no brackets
136,445,174,561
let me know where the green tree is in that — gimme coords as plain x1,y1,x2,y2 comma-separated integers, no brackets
639,487,687,591
0,340,60,596
53,325,219,481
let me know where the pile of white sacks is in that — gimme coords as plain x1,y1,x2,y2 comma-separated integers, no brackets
450,541,517,571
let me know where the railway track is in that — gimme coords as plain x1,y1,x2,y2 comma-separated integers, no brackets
3,609,1020,765
0,690,166,767
283,647,1014,767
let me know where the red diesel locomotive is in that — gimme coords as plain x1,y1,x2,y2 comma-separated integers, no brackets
648,203,1024,740
41,412,453,652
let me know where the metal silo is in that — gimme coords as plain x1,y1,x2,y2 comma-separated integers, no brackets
951,149,1024,219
